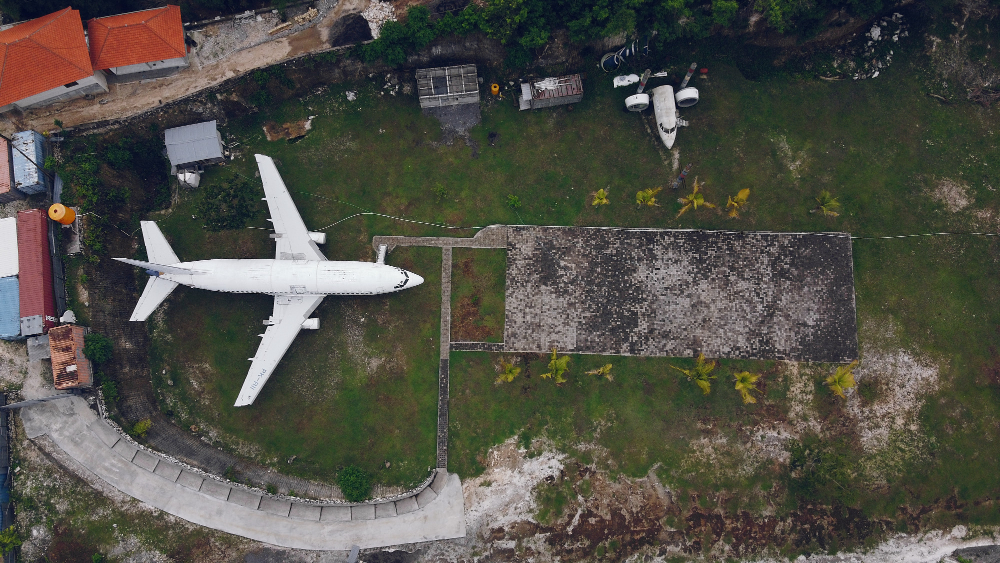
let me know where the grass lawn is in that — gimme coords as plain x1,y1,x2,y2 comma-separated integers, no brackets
451,248,506,343
136,33,1000,522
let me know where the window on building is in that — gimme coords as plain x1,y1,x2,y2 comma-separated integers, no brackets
64,81,79,88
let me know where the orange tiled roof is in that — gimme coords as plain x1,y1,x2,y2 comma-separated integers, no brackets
0,8,93,108
49,324,94,390
88,5,185,70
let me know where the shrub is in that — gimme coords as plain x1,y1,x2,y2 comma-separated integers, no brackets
132,418,153,438
101,379,118,404
84,333,114,365
0,525,21,553
197,175,262,231
337,465,373,502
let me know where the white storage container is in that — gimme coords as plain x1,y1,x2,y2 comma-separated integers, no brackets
0,217,18,278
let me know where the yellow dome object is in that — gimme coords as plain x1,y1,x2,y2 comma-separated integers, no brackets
48,204,76,225
491,83,500,96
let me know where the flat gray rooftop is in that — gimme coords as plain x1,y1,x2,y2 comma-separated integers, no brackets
504,227,858,363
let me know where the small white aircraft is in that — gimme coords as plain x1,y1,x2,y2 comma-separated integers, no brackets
115,154,424,407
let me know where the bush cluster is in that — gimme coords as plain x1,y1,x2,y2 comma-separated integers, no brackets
197,174,262,231
337,465,373,502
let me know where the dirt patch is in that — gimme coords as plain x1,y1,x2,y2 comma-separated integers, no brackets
453,295,494,341
263,116,315,141
929,177,974,212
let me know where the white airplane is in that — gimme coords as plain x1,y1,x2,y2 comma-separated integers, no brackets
115,154,424,407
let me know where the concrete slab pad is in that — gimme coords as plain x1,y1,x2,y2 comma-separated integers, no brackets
153,461,182,482
228,488,261,510
375,502,397,519
87,421,121,448
395,496,418,515
131,450,159,472
176,470,204,491
27,335,50,361
320,505,351,522
430,470,448,494
289,503,322,521
111,439,138,462
259,497,291,517
351,504,375,521
504,227,859,362
199,479,231,501
415,487,437,508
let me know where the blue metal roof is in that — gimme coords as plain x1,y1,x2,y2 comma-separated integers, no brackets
0,277,20,340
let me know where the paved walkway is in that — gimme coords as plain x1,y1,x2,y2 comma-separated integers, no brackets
20,397,465,550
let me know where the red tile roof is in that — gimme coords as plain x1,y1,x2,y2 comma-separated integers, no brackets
50,324,93,389
88,6,186,70
0,8,93,108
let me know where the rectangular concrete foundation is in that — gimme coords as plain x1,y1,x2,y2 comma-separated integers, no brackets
131,450,160,472
200,479,231,501
176,470,204,490
289,503,322,521
504,227,859,362
259,497,291,516
229,488,262,510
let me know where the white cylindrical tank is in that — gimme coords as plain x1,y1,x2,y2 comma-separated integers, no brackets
625,93,649,112
178,170,201,188
651,85,677,149
675,87,699,107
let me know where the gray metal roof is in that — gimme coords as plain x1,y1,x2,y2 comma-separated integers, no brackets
164,120,223,166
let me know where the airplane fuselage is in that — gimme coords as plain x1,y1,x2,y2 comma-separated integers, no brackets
158,259,423,296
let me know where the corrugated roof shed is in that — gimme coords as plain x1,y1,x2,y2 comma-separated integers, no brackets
0,277,19,340
88,6,186,70
164,120,224,167
0,8,93,108
49,324,92,389
17,209,56,336
0,218,17,278
11,131,47,195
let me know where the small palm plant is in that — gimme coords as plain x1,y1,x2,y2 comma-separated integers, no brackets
585,363,614,381
825,360,859,399
733,371,762,404
811,190,841,217
676,177,716,218
726,188,750,218
496,359,521,384
540,348,570,384
671,353,717,395
636,187,662,207
592,188,610,207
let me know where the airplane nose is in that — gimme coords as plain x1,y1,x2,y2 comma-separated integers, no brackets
410,272,424,287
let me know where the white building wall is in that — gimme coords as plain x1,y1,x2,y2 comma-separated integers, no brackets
110,54,189,76
14,71,108,110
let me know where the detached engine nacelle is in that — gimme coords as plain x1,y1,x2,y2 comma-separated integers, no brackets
308,232,326,244
301,318,320,330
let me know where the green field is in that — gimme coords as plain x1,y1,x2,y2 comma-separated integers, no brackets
133,35,1000,533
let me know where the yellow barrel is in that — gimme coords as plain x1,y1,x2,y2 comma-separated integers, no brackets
48,203,76,225
491,83,500,96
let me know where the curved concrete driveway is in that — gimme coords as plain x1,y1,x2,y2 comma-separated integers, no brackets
20,397,466,550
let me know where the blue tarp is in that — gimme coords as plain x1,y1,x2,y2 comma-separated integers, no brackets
0,277,19,340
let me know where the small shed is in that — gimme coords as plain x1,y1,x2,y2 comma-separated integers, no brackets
49,324,93,389
0,138,24,204
0,277,19,340
415,65,479,108
519,74,583,111
164,120,225,173
17,209,56,336
11,131,48,195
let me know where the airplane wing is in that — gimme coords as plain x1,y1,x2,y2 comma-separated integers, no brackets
254,154,327,262
234,294,324,406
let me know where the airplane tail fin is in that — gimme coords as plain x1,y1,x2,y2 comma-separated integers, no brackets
140,221,180,265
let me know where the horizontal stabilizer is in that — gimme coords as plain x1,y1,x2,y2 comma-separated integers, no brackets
113,258,201,276
130,276,179,321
